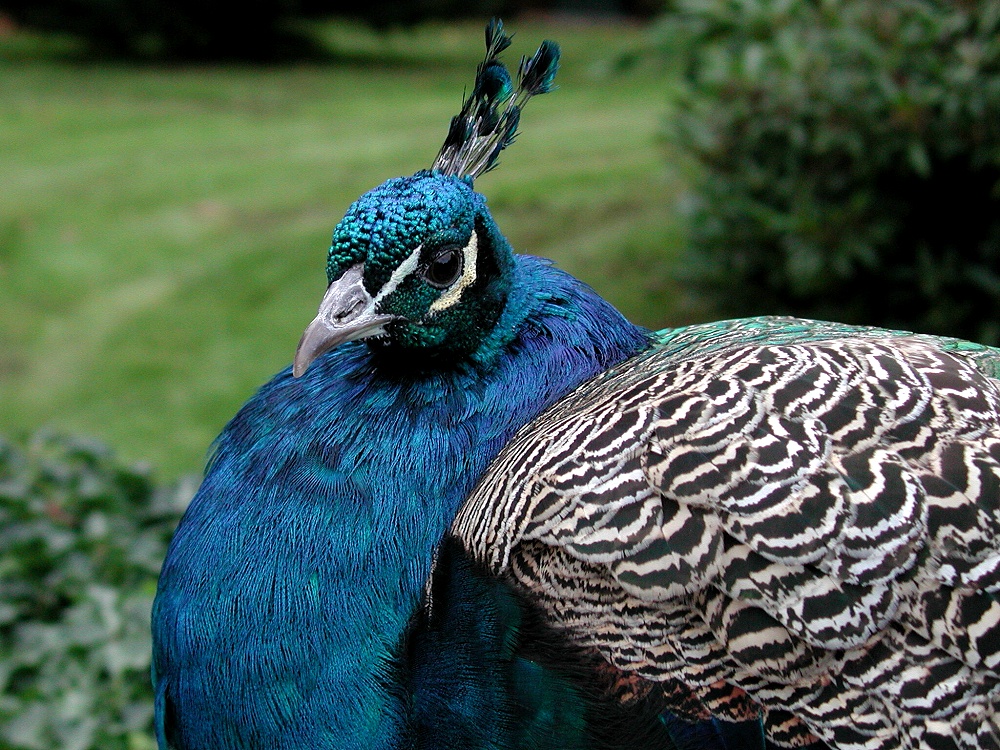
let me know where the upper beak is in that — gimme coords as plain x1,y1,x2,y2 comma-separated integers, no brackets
292,263,397,378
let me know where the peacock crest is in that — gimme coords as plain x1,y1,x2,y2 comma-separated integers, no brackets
431,19,560,181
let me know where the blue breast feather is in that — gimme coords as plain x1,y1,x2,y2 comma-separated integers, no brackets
152,254,654,749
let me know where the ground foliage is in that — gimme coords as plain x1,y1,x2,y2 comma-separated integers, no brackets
0,432,190,750
665,0,1000,344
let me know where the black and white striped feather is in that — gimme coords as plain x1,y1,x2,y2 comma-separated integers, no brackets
453,316,1000,750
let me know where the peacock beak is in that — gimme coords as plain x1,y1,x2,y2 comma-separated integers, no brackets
293,264,397,378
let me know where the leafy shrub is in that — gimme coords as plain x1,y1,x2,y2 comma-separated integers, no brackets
319,0,670,28
304,0,513,29
0,432,190,750
4,0,669,60
664,0,1000,344
3,0,314,60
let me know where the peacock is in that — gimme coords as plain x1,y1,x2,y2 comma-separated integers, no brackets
151,20,1000,750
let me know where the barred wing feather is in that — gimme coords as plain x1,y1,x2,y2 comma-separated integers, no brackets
452,317,1000,750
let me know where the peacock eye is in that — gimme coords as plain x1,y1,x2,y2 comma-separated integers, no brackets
423,247,464,289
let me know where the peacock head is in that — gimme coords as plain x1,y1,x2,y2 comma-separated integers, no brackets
293,20,558,377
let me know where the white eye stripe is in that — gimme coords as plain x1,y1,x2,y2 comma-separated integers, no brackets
373,244,423,307
428,231,478,314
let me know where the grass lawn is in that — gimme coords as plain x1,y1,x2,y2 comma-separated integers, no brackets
0,18,698,479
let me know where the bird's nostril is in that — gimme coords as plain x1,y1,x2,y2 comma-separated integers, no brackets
324,291,368,327
331,294,365,325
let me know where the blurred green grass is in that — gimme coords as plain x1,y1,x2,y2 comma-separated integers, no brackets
0,18,696,478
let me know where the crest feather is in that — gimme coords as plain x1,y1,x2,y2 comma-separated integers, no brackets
431,19,560,181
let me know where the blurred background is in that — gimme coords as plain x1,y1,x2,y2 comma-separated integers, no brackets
2,0,999,747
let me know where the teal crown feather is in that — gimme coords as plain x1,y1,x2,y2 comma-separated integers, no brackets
431,19,560,180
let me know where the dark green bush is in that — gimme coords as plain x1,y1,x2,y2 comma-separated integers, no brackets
305,0,513,29
664,0,1000,344
0,432,190,750
4,0,668,60
3,0,314,60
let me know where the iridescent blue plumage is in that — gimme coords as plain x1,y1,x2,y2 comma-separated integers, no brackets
152,24,772,750
152,173,657,748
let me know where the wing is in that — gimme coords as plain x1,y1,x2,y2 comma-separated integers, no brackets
453,317,1000,750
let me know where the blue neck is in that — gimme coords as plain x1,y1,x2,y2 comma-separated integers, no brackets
152,255,649,749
